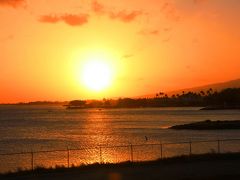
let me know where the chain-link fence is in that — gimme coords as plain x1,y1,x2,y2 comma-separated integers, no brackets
0,138,240,173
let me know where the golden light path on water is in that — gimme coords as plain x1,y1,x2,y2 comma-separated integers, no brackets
0,107,240,173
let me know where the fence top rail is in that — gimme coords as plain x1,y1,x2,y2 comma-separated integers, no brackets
100,145,129,149
0,138,240,156
220,138,240,142
0,151,31,156
160,138,240,145
0,149,68,156
129,138,240,147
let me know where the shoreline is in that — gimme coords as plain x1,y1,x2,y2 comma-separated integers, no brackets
200,105,240,110
170,120,240,130
1,104,240,111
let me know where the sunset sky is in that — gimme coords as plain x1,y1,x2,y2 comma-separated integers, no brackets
0,0,240,103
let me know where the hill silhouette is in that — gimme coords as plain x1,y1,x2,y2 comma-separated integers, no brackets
136,79,240,98
66,88,240,109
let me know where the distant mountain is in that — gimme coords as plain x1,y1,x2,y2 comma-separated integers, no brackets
137,79,240,98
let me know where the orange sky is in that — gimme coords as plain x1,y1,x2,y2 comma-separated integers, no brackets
0,0,240,103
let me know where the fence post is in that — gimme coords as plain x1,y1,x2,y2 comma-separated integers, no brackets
67,147,70,168
189,141,192,155
31,151,34,171
160,144,163,159
217,140,220,154
130,144,133,162
99,145,102,164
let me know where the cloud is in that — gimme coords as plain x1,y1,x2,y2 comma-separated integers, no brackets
39,15,59,23
139,29,159,36
61,14,89,26
192,37,200,45
160,1,180,22
162,36,171,42
122,54,134,59
39,14,89,26
0,0,26,8
193,0,208,4
91,1,143,23
163,27,172,32
0,34,14,42
39,1,143,27
92,0,105,15
109,10,143,23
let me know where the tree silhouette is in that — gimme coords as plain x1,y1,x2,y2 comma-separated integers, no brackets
66,88,240,109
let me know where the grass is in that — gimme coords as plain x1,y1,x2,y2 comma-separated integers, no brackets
1,152,240,179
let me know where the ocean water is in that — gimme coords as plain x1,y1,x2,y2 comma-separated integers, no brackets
0,105,240,172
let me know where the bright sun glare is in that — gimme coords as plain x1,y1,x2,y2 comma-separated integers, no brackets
82,59,112,91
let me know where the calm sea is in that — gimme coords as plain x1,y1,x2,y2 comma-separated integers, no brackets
0,105,240,153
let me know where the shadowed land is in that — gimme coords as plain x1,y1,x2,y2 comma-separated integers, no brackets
170,120,240,130
1,153,240,180
2,88,239,109
65,88,240,109
200,105,240,110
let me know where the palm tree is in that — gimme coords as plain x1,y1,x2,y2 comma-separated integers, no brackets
206,88,213,96
172,94,176,98
201,91,205,96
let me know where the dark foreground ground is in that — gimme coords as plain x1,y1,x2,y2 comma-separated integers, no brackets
1,153,240,180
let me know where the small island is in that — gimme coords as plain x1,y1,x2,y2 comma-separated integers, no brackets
200,105,240,110
169,120,240,130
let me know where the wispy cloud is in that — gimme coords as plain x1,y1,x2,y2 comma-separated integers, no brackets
122,54,134,59
0,34,14,42
91,1,143,23
193,0,208,4
38,1,143,27
139,29,159,36
92,0,105,15
109,10,143,23
160,1,180,22
0,0,26,8
162,36,171,42
39,15,59,23
39,14,89,26
163,27,172,32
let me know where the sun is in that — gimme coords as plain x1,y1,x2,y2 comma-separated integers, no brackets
73,48,118,93
82,59,112,91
